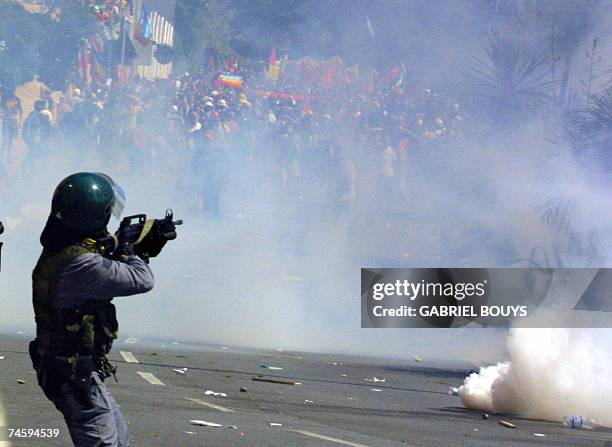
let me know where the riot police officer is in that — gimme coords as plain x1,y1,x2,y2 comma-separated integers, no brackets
30,172,154,447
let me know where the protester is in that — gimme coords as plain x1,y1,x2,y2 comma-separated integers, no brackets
1,57,465,221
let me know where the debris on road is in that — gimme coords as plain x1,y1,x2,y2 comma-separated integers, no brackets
184,431,197,435
269,423,283,427
205,390,228,397
190,420,236,429
252,377,299,386
499,420,516,429
340,374,347,377
533,433,546,437
365,377,386,383
173,368,187,375
240,387,247,393
414,355,424,363
190,420,223,427
370,388,383,392
482,413,489,420
304,400,314,404
261,365,283,370
563,415,596,429
17,379,26,384
0,356,5,360
448,387,459,396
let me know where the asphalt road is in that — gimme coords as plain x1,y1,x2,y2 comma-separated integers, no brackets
0,334,611,447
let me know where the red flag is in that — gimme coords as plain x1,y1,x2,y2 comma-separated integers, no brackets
267,47,281,81
89,36,103,53
269,47,278,67
78,49,93,86
134,25,151,46
383,64,402,84
321,66,336,88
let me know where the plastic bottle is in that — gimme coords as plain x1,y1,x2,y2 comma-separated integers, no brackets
563,415,596,429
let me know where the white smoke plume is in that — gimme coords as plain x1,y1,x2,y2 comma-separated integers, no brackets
459,328,612,427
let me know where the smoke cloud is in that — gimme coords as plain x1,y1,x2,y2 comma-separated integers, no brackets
0,1,611,380
460,328,612,426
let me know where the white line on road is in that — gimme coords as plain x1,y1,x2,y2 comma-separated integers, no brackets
290,430,373,447
186,397,235,413
0,395,12,447
137,372,165,386
120,351,139,363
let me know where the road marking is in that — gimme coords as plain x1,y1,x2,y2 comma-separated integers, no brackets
124,337,138,344
120,351,139,363
186,397,235,413
137,372,165,385
290,430,372,447
0,395,12,447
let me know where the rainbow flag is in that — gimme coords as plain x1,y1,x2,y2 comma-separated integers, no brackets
218,73,243,88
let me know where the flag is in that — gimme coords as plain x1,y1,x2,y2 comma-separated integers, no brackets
383,64,402,84
268,47,278,67
134,5,152,46
266,47,281,81
320,56,342,88
78,49,93,86
91,52,106,81
89,36,104,53
217,73,243,88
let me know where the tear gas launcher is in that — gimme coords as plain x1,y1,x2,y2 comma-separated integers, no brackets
96,210,183,263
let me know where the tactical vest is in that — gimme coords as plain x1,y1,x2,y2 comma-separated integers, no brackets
32,242,118,384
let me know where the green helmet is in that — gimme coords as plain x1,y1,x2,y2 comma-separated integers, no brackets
51,172,126,234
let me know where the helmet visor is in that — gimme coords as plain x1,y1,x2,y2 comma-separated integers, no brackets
110,180,126,218
96,173,126,219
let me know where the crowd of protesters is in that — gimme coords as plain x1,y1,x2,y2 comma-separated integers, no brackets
0,60,465,219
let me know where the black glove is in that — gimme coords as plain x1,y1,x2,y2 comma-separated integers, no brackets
114,244,135,258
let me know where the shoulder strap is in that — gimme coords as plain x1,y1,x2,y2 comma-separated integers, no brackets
35,244,96,283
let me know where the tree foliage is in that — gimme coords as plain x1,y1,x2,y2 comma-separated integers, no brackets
35,1,98,90
175,0,235,70
0,0,96,94
0,0,43,94
468,36,555,125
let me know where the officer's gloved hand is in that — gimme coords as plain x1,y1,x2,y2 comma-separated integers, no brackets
115,244,135,263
